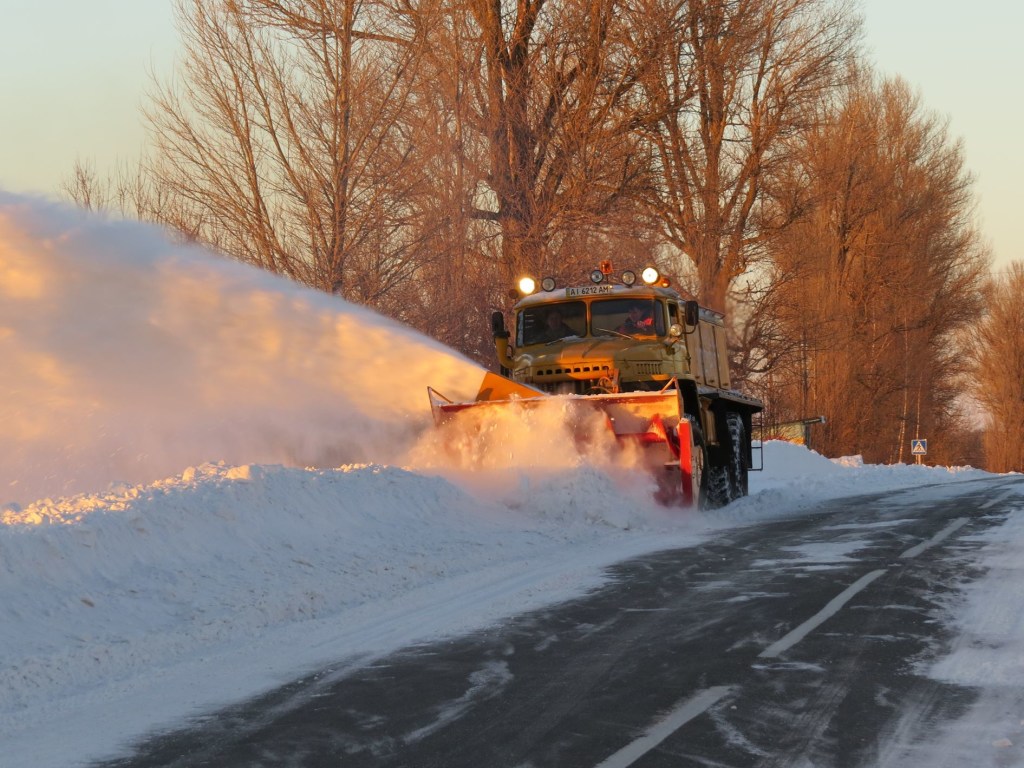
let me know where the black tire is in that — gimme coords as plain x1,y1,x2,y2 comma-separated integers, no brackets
691,421,713,509
705,457,731,509
704,412,747,509
725,412,749,500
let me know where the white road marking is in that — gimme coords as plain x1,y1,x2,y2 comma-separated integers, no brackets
758,516,975,660
758,569,888,659
592,498,1004,765
593,686,733,768
899,518,968,559
980,489,1020,510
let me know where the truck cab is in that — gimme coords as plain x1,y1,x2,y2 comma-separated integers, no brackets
506,285,732,398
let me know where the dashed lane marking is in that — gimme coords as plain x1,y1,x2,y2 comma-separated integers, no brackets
759,516,973,661
597,508,988,766
593,686,733,768
980,489,1020,510
899,518,968,559
758,569,888,659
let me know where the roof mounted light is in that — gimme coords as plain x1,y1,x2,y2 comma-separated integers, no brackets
621,270,637,286
641,267,661,285
518,276,537,295
540,276,556,292
589,269,605,284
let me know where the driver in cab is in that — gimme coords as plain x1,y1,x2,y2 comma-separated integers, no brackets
618,303,654,335
541,308,576,342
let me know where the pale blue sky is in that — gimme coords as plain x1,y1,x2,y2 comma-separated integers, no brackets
1,0,1020,269
858,0,1024,271
0,1,176,195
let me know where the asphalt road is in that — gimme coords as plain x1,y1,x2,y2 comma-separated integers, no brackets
97,476,1024,768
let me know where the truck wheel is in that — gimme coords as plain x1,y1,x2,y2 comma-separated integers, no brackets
690,422,711,509
725,412,748,499
706,459,731,508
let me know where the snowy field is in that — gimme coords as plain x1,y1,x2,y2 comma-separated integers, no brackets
2,193,1022,767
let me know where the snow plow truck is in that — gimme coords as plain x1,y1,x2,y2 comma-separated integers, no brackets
428,263,763,508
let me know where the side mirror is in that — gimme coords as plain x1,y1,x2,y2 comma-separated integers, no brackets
683,300,699,327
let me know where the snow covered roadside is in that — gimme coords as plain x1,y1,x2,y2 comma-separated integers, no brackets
2,192,1020,766
877,495,1024,767
0,443,1004,768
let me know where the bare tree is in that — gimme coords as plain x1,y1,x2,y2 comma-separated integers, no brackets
454,0,652,286
382,0,664,358
753,70,988,463
61,159,113,212
638,0,858,311
63,0,665,363
971,263,1024,472
144,0,438,310
60,157,209,244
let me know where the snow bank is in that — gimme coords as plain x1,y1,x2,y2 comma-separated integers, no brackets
928,505,1024,687
723,440,992,525
0,458,706,766
0,441,997,767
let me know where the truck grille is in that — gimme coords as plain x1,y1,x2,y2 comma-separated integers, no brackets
523,364,614,395
534,364,612,378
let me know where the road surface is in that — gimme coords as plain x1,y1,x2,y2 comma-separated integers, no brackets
97,477,1023,767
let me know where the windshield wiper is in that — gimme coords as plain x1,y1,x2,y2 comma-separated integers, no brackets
594,327,631,339
546,334,581,345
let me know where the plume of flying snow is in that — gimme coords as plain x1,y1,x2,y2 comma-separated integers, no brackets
0,192,680,511
0,193,486,504
405,395,664,511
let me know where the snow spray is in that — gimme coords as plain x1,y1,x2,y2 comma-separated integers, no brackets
0,192,484,504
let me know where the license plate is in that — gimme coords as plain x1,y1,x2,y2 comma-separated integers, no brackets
566,285,613,297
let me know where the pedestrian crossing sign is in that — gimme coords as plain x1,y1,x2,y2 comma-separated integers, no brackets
911,439,927,455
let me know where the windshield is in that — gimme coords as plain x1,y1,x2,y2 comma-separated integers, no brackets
519,302,586,345
518,298,665,344
591,298,664,337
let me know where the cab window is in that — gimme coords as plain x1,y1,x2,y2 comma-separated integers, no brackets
518,302,586,345
668,302,680,325
590,298,665,337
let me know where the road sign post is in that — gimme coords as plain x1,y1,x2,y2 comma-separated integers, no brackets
910,438,928,465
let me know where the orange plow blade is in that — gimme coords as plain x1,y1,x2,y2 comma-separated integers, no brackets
428,375,697,507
